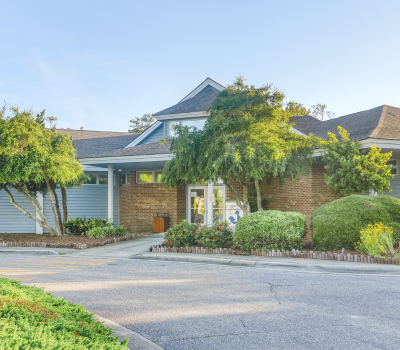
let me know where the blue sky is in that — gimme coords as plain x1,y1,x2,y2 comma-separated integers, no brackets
1,0,400,131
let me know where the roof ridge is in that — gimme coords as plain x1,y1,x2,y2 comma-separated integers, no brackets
368,105,387,138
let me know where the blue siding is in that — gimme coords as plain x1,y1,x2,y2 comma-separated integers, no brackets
43,174,120,232
0,174,120,234
0,189,36,233
138,123,164,145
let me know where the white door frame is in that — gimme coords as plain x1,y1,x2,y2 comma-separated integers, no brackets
186,184,226,225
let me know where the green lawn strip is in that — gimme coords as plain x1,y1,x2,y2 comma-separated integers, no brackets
0,278,129,349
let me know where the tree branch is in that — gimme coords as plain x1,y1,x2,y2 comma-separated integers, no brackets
225,180,245,212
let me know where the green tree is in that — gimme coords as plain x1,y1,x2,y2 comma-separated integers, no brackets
284,101,309,118
310,103,335,120
162,77,319,216
129,113,155,133
321,126,393,195
0,106,83,235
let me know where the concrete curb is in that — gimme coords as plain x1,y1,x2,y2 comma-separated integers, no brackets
95,314,164,350
131,253,400,275
0,249,59,255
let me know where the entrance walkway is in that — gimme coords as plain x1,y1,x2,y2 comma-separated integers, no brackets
66,232,165,259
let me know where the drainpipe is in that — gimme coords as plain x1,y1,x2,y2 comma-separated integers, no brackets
108,165,114,222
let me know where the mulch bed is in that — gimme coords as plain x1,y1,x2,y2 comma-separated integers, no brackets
0,233,135,249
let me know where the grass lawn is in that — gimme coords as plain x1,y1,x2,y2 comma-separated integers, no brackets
0,278,128,349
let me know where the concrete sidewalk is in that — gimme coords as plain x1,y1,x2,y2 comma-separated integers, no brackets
0,232,165,258
132,252,400,275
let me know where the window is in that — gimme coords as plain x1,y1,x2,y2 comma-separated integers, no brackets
121,173,130,185
99,174,108,185
136,171,163,183
166,118,207,136
181,118,206,130
84,174,97,185
388,160,398,175
155,171,163,183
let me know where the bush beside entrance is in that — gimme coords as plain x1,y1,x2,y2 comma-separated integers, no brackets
233,210,307,251
311,195,400,251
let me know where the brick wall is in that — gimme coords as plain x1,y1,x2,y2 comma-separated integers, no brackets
120,171,186,236
262,163,342,242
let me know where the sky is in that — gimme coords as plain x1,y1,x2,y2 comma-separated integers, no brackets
1,0,400,132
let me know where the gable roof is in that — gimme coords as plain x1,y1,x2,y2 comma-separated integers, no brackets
153,78,225,117
290,105,400,141
56,129,140,159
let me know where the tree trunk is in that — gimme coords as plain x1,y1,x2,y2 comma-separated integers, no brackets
242,183,251,216
225,180,245,213
53,187,64,235
254,178,263,211
45,178,62,236
61,186,68,235
2,185,57,235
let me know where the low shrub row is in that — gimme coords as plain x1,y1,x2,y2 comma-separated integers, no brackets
0,278,128,349
63,217,129,238
162,195,400,258
163,220,232,249
163,211,307,251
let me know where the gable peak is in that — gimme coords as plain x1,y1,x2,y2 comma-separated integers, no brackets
179,77,225,103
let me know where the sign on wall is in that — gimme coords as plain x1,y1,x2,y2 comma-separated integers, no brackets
226,200,244,230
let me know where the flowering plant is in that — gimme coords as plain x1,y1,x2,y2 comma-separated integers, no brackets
195,221,232,249
356,223,396,257
162,220,197,247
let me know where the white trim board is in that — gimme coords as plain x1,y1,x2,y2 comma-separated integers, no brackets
179,78,225,103
79,153,172,165
154,111,209,121
125,121,163,148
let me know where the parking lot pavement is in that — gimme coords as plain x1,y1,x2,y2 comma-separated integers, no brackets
1,254,398,350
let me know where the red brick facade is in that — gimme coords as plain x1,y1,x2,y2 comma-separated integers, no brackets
119,165,341,242
119,171,186,236
262,163,342,241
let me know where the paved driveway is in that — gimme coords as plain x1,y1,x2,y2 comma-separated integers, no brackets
1,253,400,350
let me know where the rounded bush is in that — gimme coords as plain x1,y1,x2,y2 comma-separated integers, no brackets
163,220,197,247
233,210,307,251
311,195,400,250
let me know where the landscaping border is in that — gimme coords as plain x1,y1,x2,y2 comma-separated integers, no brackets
150,246,400,265
0,234,135,250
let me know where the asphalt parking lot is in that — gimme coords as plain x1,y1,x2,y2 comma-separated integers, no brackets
1,253,399,350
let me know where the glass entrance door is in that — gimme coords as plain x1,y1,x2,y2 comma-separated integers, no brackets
189,188,206,224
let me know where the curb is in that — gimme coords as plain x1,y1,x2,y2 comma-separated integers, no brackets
0,249,59,255
131,253,400,275
94,314,164,350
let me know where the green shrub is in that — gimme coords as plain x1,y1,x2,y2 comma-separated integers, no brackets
63,217,112,235
86,225,129,238
195,221,232,248
163,220,197,247
114,226,129,236
311,195,400,250
233,210,306,251
0,278,128,349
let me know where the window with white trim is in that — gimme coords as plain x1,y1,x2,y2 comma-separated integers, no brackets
388,160,398,175
136,171,163,183
121,173,131,185
83,173,116,185
166,118,207,136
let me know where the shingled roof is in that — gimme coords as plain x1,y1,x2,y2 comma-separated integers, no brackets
153,85,220,116
78,141,171,159
58,129,134,140
290,105,400,141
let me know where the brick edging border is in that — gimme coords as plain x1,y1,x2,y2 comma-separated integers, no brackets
0,234,135,250
150,246,400,265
